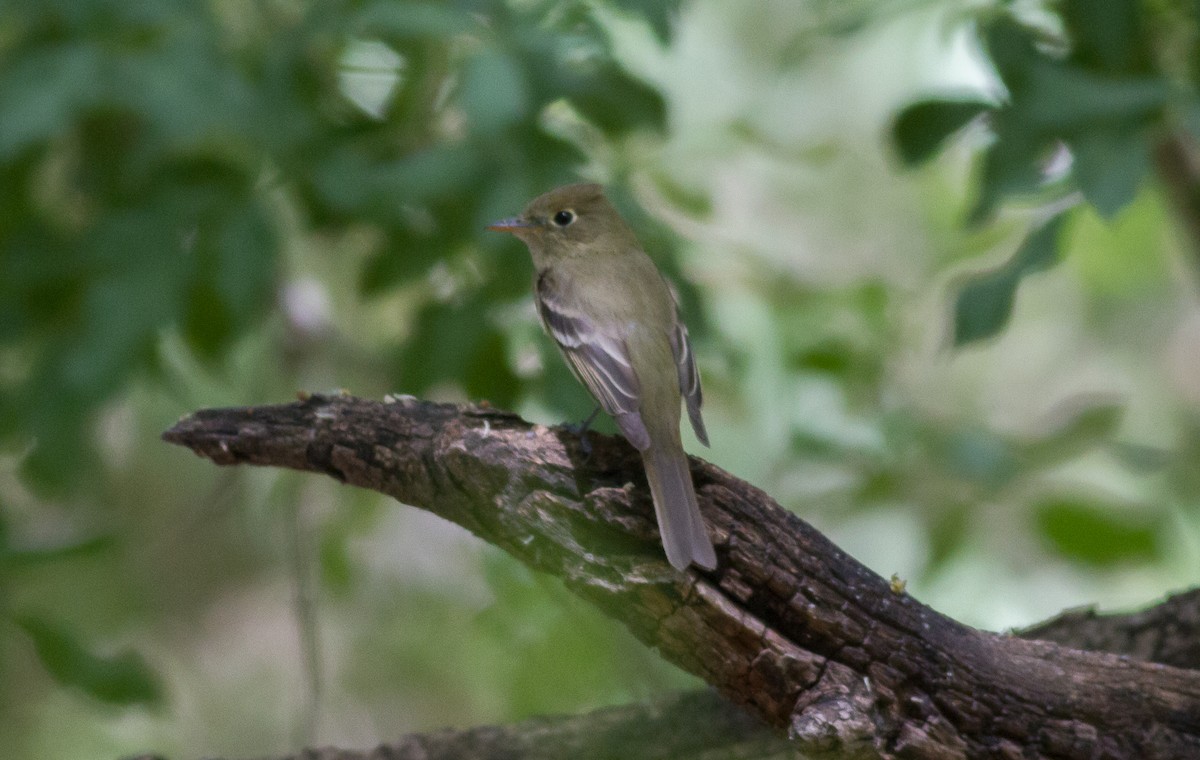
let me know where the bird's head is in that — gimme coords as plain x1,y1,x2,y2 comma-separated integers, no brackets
488,183,637,266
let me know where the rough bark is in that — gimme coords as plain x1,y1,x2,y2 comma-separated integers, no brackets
162,394,1200,760
1020,588,1200,671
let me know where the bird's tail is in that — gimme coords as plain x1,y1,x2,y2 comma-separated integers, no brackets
642,443,717,570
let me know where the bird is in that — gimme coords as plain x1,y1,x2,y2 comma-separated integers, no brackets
488,183,717,570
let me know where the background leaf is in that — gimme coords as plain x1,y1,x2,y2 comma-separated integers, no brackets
15,615,164,707
1035,499,1162,567
1070,127,1150,218
891,98,991,167
954,212,1065,345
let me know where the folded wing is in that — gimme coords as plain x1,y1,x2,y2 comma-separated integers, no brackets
536,274,651,451
670,321,708,446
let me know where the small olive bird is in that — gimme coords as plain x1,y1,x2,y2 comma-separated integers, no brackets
488,183,717,570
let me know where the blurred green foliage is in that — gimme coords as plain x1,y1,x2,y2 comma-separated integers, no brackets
14,614,163,707
1,1,1198,758
892,0,1200,344
0,0,673,492
0,0,681,753
952,211,1064,345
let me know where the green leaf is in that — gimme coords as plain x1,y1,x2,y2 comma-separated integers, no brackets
605,0,679,41
969,13,1167,220
0,535,114,571
179,198,276,358
967,123,1049,225
984,12,1167,129
16,615,164,707
927,504,970,571
313,144,481,217
938,428,1018,487
1069,127,1149,218
182,279,234,360
396,300,521,406
890,98,991,167
459,50,529,137
0,43,102,157
650,172,712,216
1019,63,1169,133
61,208,186,392
514,23,666,136
982,15,1042,81
0,229,83,342
1035,499,1161,566
1060,0,1150,75
359,230,433,296
384,146,483,203
1019,400,1124,463
114,37,255,150
566,65,666,135
351,1,473,40
210,204,278,328
14,387,97,494
954,263,1017,346
954,212,1065,345
67,278,171,393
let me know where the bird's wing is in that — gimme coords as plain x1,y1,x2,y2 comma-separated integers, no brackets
669,321,708,446
536,274,651,451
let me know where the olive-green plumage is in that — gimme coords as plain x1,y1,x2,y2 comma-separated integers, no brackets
489,183,716,570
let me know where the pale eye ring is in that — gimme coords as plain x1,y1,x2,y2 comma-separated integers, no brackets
552,209,576,227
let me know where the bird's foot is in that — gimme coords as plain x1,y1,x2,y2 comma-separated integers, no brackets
564,405,602,459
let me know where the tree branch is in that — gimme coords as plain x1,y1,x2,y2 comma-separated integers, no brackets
1019,588,1200,671
136,594,1200,760
209,691,791,760
162,395,1200,759
1154,131,1200,273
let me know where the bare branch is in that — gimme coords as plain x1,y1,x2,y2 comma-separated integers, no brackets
216,691,792,760
1020,588,1200,671
1155,131,1200,273
163,395,1200,759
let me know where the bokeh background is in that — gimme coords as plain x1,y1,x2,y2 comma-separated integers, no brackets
2,1,1199,758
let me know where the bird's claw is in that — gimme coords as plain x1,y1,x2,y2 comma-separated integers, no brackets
565,405,602,460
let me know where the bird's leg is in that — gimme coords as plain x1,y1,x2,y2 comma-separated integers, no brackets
565,405,602,457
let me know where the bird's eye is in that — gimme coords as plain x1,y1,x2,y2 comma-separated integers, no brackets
552,209,576,227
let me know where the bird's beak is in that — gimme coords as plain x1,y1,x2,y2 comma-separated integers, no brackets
487,216,533,234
